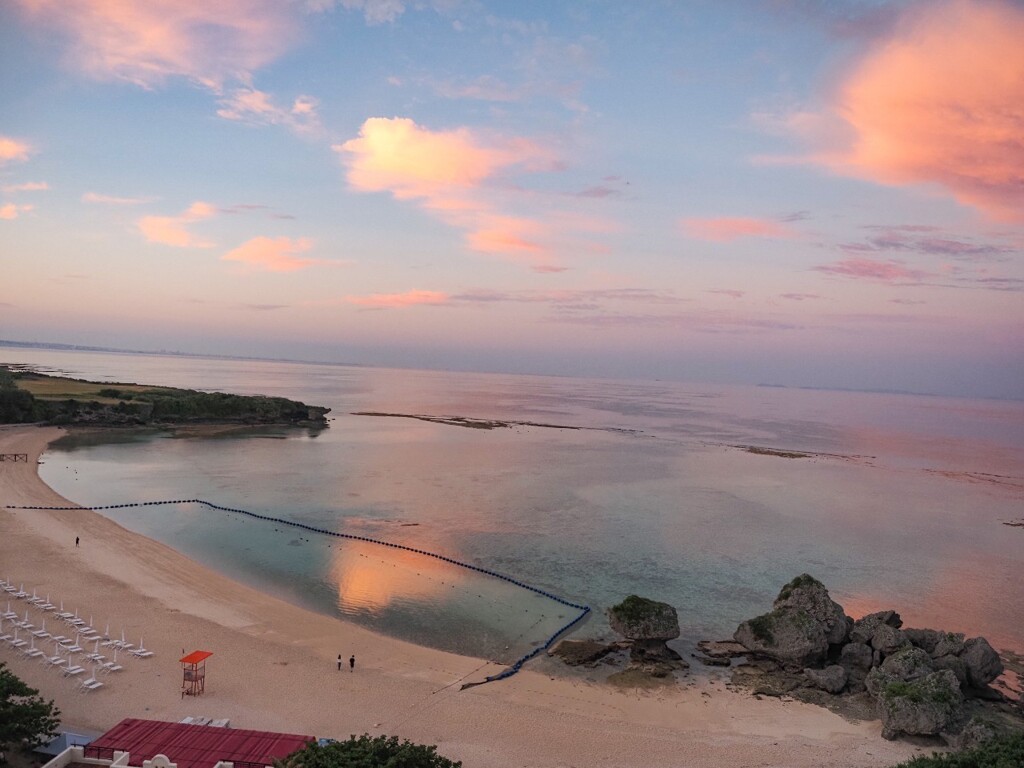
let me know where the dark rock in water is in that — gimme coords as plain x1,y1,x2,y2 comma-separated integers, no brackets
804,664,848,694
629,639,689,676
696,640,747,659
932,632,966,658
850,610,903,645
696,655,731,667
839,642,874,693
607,595,680,641
904,628,943,655
549,639,617,666
960,637,1003,688
772,573,851,646
876,669,963,740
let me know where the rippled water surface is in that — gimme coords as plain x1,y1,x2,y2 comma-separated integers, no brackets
7,347,1023,666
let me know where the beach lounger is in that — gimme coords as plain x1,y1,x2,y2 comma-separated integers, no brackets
10,638,27,649
0,633,11,643
44,655,66,669
79,678,103,693
209,719,231,728
99,662,123,674
130,648,153,658
178,717,195,724
192,717,212,726
63,665,85,678
85,652,105,662
24,647,44,659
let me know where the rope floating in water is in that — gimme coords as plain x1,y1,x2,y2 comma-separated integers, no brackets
6,498,591,685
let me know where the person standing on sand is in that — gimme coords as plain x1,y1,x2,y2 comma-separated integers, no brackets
75,536,79,547
337,654,342,671
349,654,355,672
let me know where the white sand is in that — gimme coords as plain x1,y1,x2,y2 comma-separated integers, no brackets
0,425,923,767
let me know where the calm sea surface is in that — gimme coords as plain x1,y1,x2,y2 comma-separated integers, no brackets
5,347,1023,670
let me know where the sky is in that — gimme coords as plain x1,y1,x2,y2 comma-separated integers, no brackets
0,0,1022,399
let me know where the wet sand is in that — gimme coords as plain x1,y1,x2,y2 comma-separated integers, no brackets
0,425,923,767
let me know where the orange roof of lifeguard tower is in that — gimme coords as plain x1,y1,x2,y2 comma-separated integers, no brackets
180,650,213,664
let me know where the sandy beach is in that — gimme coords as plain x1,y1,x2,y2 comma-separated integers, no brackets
0,425,924,768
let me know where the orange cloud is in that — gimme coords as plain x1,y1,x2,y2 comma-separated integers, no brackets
335,117,559,265
138,200,217,248
826,0,1024,221
222,236,317,272
0,136,31,164
345,290,450,309
682,217,795,242
0,203,34,220
14,0,298,89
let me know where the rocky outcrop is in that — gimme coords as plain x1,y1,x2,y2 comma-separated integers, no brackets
730,574,1020,746
804,664,848,694
607,595,680,641
960,637,1003,688
876,669,963,740
732,574,856,667
549,639,619,666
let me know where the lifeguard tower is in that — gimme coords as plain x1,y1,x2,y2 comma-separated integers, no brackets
180,650,212,697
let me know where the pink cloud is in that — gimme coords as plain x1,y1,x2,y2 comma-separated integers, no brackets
335,117,561,265
0,136,31,164
3,181,48,193
82,192,150,205
814,257,930,281
216,88,320,134
222,236,317,272
0,203,34,220
138,200,217,248
708,289,746,299
345,290,451,309
682,217,795,242
14,0,298,89
819,0,1024,221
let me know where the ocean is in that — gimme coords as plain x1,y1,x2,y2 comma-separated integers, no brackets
5,346,1023,672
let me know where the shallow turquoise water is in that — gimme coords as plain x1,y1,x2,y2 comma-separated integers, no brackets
6,346,1023,666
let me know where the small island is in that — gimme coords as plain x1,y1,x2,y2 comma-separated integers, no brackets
0,365,330,428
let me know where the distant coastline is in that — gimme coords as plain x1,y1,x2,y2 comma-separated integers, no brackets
0,364,330,428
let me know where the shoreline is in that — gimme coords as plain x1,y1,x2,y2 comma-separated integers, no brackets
0,425,923,767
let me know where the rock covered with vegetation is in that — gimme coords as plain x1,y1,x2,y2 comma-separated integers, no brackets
0,366,329,428
730,574,1021,745
607,595,680,641
733,574,849,667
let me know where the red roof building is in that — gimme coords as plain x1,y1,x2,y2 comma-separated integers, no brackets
42,718,314,768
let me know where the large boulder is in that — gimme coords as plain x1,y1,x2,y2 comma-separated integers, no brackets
804,664,848,694
734,608,829,667
772,574,851,646
904,628,943,655
850,610,902,645
866,647,935,697
876,669,963,740
607,595,680,641
932,632,966,658
870,623,911,657
839,642,874,693
959,637,1003,688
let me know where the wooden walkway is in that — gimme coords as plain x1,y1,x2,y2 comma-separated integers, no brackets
0,453,29,462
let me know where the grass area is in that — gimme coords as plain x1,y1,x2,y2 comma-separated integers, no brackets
891,732,1024,767
15,374,170,403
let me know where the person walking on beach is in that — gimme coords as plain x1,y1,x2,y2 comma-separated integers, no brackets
349,654,355,672
337,654,342,671
75,536,79,547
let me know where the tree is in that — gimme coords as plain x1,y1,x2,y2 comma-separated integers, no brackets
272,734,462,768
0,662,61,765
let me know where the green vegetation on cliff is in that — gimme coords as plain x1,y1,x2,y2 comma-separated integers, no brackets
890,732,1024,767
0,366,329,428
